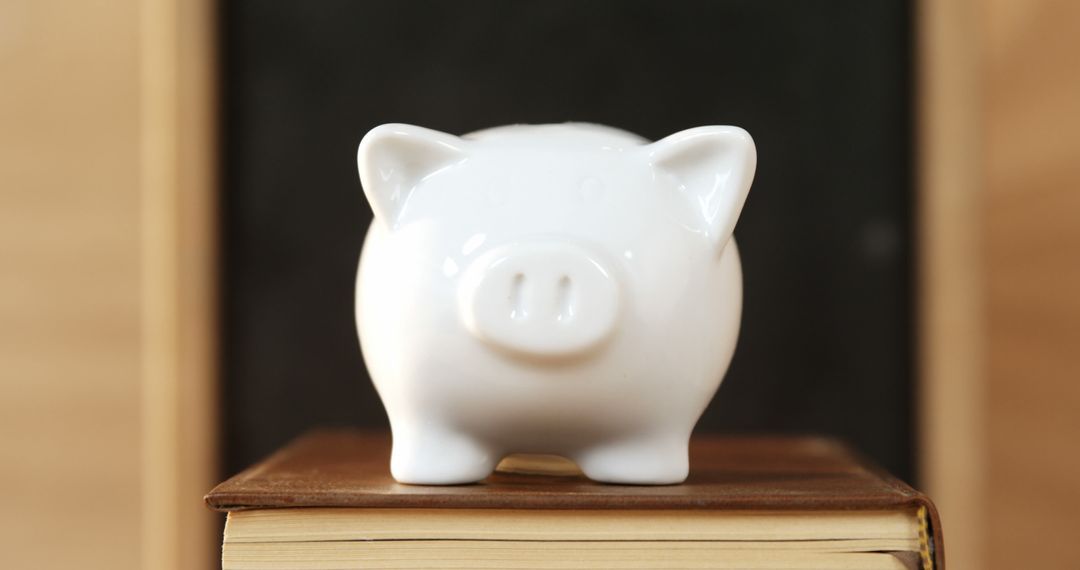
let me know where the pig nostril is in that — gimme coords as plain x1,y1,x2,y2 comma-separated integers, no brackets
556,275,575,322
510,273,527,320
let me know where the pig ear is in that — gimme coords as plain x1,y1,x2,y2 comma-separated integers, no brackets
357,123,468,228
646,126,756,251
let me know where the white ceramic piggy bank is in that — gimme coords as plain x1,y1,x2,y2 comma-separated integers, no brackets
355,122,755,485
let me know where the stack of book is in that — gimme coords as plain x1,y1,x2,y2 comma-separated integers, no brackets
206,431,943,570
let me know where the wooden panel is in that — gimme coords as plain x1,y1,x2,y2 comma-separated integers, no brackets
981,1,1080,568
0,0,218,568
140,0,219,568
921,1,1080,569
916,0,987,568
0,1,142,568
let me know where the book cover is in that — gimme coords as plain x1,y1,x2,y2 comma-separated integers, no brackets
207,430,944,569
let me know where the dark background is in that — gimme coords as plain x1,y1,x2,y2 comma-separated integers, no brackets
221,1,915,481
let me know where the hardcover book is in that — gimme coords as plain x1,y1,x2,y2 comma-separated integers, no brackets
206,430,944,570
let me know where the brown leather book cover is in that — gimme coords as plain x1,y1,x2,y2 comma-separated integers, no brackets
206,429,944,569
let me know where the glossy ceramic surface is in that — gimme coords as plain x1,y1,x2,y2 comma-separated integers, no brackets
355,122,756,485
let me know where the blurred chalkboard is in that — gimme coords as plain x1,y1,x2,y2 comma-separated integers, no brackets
221,1,914,481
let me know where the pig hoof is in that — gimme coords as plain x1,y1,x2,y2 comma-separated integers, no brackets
389,432,498,485
575,438,690,485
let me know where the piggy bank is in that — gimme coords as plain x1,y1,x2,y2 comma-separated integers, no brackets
355,122,755,485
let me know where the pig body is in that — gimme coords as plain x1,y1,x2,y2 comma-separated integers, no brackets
356,123,755,485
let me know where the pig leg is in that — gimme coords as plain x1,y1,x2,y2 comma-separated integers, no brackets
574,433,690,485
389,427,499,485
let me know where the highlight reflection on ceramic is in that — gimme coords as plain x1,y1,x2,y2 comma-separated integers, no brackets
355,122,756,485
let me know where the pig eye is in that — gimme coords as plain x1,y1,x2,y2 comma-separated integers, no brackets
579,177,606,203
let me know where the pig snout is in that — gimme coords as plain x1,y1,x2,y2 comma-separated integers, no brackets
459,241,621,359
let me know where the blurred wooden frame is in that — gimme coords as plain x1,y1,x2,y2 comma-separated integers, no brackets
921,0,1080,567
140,0,219,568
919,1,1080,569
917,1,986,569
